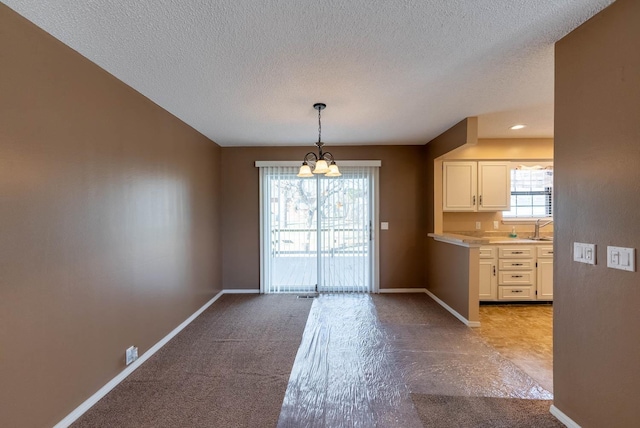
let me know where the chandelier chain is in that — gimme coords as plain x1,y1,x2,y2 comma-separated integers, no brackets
318,107,322,144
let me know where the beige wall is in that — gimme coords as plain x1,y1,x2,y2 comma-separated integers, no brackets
0,6,222,427
554,0,640,426
221,145,426,291
442,138,553,160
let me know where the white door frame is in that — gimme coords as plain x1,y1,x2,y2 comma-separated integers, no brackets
257,161,380,294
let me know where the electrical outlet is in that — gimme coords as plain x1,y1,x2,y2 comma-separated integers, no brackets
475,222,481,230
493,221,499,230
125,346,138,366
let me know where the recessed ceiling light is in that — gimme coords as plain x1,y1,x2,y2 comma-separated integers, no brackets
509,124,526,130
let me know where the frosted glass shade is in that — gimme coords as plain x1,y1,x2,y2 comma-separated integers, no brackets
297,164,313,177
325,163,342,177
313,159,329,174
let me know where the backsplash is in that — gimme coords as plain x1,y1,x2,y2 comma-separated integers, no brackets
443,212,554,236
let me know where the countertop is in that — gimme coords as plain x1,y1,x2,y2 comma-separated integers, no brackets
428,232,553,247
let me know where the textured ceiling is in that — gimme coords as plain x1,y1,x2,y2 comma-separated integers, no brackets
2,0,613,146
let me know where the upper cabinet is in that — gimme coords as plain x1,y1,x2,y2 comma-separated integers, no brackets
443,161,511,212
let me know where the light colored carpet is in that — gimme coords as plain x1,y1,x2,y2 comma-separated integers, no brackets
72,294,312,428
411,394,563,428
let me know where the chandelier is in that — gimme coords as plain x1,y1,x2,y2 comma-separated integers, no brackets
297,103,341,177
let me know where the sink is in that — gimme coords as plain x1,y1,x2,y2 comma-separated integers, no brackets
528,236,553,241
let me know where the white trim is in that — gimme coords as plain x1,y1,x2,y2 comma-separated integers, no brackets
379,288,427,293
259,168,266,294
425,289,481,327
54,290,225,428
372,167,380,293
254,160,382,167
222,288,260,294
550,405,581,428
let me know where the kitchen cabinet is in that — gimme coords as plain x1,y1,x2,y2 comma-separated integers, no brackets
497,246,535,301
443,161,511,212
536,246,554,300
479,246,497,301
478,243,554,302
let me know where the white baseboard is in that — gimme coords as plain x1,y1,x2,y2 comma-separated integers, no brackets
550,405,581,428
54,290,225,428
222,288,260,294
378,288,427,293
424,289,481,327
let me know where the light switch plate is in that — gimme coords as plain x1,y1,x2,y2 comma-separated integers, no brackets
574,242,596,265
493,221,499,230
475,221,481,230
380,222,389,230
607,246,635,272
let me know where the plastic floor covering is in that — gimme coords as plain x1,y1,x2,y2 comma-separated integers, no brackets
277,294,553,428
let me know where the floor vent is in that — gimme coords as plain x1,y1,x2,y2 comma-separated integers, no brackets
297,294,319,299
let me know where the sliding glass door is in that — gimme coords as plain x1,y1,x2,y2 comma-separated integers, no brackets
260,165,377,294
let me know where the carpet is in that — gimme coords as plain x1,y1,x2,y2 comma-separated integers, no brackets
410,394,563,428
72,294,313,428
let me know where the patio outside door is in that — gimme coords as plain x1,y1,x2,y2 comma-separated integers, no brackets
259,165,377,293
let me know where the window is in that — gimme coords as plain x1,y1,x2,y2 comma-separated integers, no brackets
502,164,553,219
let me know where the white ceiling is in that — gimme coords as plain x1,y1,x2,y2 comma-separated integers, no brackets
3,0,613,146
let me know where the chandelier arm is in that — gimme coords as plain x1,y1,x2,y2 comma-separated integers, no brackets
303,152,318,164
321,152,334,163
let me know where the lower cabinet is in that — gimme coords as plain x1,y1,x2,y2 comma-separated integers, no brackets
479,244,553,302
497,246,535,301
536,246,554,300
479,246,497,301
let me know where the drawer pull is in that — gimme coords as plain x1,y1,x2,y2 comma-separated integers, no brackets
512,275,523,278
511,290,523,293
512,263,523,266
512,251,524,254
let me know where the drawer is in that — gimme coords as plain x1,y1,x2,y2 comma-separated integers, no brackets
499,286,534,300
499,259,534,270
499,271,534,285
480,246,496,259
498,246,535,258
537,246,554,258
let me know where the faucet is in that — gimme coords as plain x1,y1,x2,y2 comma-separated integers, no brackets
533,218,553,239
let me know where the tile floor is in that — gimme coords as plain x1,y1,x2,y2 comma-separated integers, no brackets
476,304,554,392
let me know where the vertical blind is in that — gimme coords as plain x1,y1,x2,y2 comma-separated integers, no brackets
260,165,375,294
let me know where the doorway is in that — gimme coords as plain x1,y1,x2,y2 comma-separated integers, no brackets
259,164,378,294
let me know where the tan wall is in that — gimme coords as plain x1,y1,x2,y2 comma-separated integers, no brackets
424,119,473,319
554,0,640,426
0,6,222,427
221,145,426,290
442,138,553,160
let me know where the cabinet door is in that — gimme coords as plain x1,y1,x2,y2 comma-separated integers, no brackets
479,260,497,301
478,162,511,211
443,162,477,211
537,259,554,300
